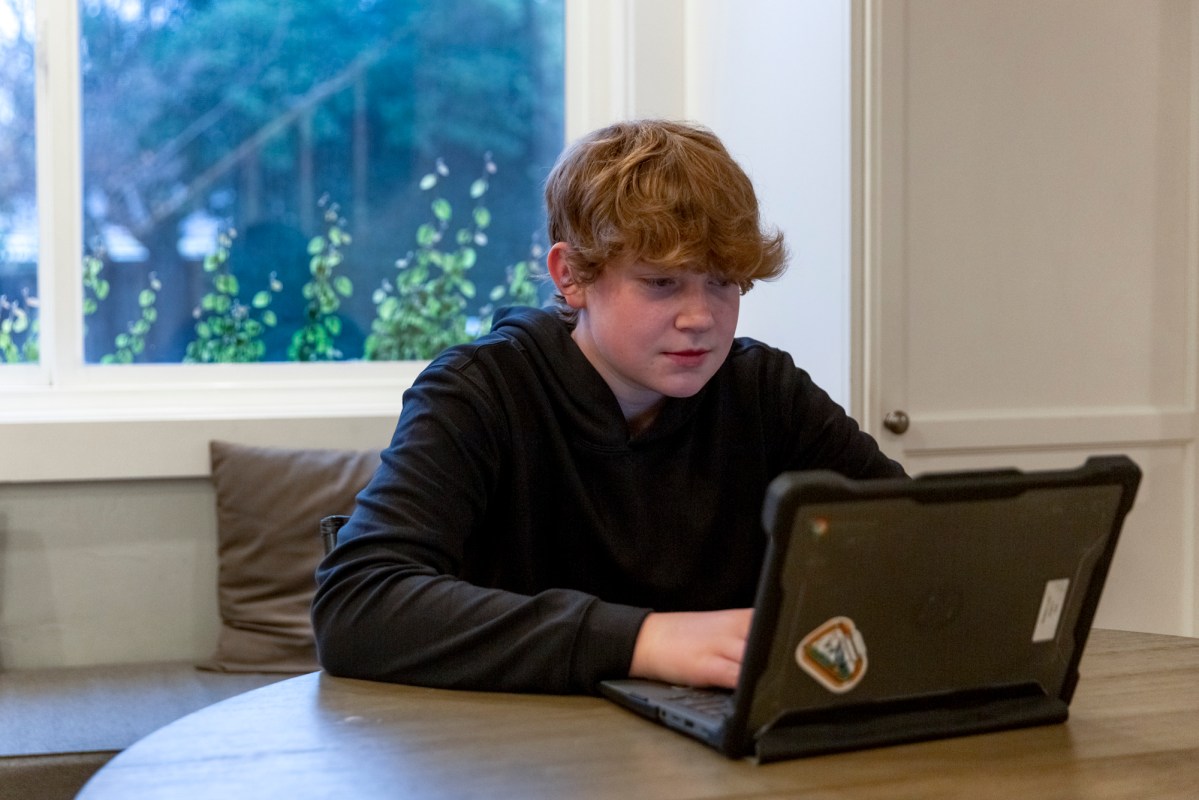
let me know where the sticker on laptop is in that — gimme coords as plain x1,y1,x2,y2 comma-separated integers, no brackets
796,616,868,693
1032,578,1070,643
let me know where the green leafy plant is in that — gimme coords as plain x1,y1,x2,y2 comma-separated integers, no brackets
477,244,545,332
12,158,544,367
289,196,354,361
83,250,163,364
365,156,531,360
184,228,281,363
82,252,110,317
106,273,162,364
0,290,37,363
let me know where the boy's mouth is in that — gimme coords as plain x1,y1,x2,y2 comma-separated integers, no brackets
664,349,710,366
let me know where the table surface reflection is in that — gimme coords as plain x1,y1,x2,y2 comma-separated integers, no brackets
78,629,1199,799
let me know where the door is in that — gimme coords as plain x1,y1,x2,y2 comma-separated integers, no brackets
859,0,1198,636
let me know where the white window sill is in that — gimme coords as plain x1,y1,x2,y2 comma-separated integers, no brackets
1,363,420,483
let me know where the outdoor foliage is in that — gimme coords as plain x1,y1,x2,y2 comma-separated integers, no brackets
184,229,282,363
289,197,354,361
75,0,562,364
368,157,499,360
0,0,563,365
2,156,546,365
0,0,34,226
0,291,35,364
83,253,164,364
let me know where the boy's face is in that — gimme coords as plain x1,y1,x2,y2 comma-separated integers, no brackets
556,249,741,424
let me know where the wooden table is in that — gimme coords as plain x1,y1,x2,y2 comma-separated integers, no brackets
78,629,1199,799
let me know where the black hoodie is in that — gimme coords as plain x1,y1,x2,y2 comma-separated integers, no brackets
312,306,904,694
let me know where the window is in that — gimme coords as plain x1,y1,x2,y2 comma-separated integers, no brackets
1,0,683,482
0,0,36,364
3,0,563,369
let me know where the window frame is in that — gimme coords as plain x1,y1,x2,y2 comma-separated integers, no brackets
2,0,686,482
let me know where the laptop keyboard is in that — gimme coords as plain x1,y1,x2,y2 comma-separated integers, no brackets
665,688,736,719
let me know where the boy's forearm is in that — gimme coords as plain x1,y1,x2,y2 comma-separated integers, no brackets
313,552,649,694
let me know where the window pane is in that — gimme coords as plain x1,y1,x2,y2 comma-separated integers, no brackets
0,0,37,364
80,0,564,364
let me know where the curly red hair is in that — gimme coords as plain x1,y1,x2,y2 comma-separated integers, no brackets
544,119,787,313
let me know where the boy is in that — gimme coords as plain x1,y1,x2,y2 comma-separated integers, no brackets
312,120,904,694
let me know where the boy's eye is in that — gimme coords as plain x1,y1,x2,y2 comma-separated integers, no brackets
642,277,676,288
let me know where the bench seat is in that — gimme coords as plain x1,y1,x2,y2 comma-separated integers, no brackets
0,662,297,800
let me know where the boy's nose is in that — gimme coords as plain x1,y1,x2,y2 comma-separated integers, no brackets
676,286,715,330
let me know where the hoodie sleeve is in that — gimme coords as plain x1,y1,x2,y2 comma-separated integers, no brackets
311,353,650,694
752,343,907,479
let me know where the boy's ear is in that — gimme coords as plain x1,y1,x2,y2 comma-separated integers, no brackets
547,242,586,309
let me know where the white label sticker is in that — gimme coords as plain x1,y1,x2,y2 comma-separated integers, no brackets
1033,578,1071,642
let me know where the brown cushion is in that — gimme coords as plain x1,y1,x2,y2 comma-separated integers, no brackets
201,440,379,673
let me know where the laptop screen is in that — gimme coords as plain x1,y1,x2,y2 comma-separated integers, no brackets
743,481,1127,735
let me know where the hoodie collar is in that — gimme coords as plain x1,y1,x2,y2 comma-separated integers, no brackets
491,306,713,449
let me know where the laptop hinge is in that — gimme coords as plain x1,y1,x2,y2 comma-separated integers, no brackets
753,685,1067,764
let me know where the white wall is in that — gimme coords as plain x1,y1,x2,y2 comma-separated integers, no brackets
0,1,857,671
571,0,853,408
863,0,1198,637
687,0,852,407
16,0,1189,668
0,479,220,669
6,0,1188,672
0,421,395,670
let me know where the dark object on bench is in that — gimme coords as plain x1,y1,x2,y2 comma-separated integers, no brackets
320,514,351,555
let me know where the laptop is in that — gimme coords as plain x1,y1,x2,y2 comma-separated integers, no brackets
599,455,1141,763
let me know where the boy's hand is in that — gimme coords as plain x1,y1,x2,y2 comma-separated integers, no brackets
628,608,752,689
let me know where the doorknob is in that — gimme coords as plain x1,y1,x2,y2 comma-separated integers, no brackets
883,410,910,435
